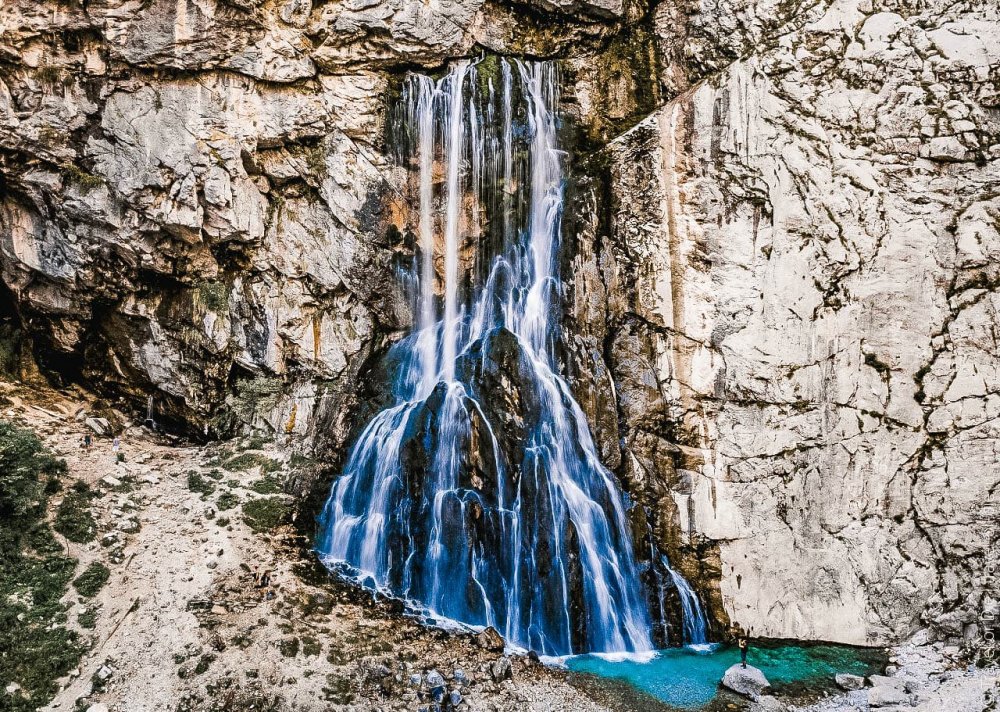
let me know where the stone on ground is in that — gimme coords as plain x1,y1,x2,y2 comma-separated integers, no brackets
721,664,771,700
835,672,866,690
867,675,911,707
86,417,112,435
475,626,505,652
749,696,787,711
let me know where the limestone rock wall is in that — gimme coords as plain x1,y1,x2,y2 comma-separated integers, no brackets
580,0,1000,645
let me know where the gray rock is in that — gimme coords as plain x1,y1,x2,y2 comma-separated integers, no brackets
425,669,445,688
85,417,111,436
868,676,911,707
749,696,787,712
835,673,866,690
489,657,512,682
721,664,771,701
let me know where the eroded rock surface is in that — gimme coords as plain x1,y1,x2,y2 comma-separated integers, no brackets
569,0,1000,645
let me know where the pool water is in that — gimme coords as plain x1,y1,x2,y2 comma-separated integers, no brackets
566,643,884,709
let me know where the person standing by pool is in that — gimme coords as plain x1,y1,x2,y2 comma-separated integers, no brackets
738,636,749,668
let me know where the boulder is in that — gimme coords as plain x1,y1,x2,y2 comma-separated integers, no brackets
489,657,512,682
85,417,111,436
475,626,505,652
867,676,911,707
102,475,122,488
721,664,771,701
835,672,866,690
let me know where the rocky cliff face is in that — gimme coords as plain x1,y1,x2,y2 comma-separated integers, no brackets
1,0,997,648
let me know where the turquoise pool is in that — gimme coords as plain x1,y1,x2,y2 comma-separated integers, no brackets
566,643,884,709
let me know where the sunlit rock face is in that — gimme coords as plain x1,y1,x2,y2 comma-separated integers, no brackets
1,0,997,648
563,1,999,645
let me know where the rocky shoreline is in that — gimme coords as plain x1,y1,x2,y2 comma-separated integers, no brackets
742,643,999,712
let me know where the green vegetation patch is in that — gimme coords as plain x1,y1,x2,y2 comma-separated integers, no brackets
196,281,229,313
187,472,216,497
223,453,282,475
0,421,84,710
279,637,299,658
242,497,290,533
53,487,97,543
73,561,110,598
216,492,239,511
249,473,283,495
62,162,104,190
77,608,98,629
301,636,321,657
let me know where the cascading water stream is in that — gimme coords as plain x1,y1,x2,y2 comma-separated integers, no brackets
663,557,709,646
317,58,701,656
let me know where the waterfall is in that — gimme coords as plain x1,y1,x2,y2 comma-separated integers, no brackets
316,58,657,657
663,556,708,645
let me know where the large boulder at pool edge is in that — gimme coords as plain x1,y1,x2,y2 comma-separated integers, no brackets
721,664,772,700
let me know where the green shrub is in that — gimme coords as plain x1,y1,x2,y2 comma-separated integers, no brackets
73,561,110,598
249,474,283,495
53,491,97,543
0,421,67,523
0,421,83,710
62,162,104,190
196,281,228,313
187,472,216,496
223,453,282,474
242,497,289,533
301,636,321,657
216,492,239,511
194,653,214,675
77,608,98,629
279,637,299,657
243,435,269,450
